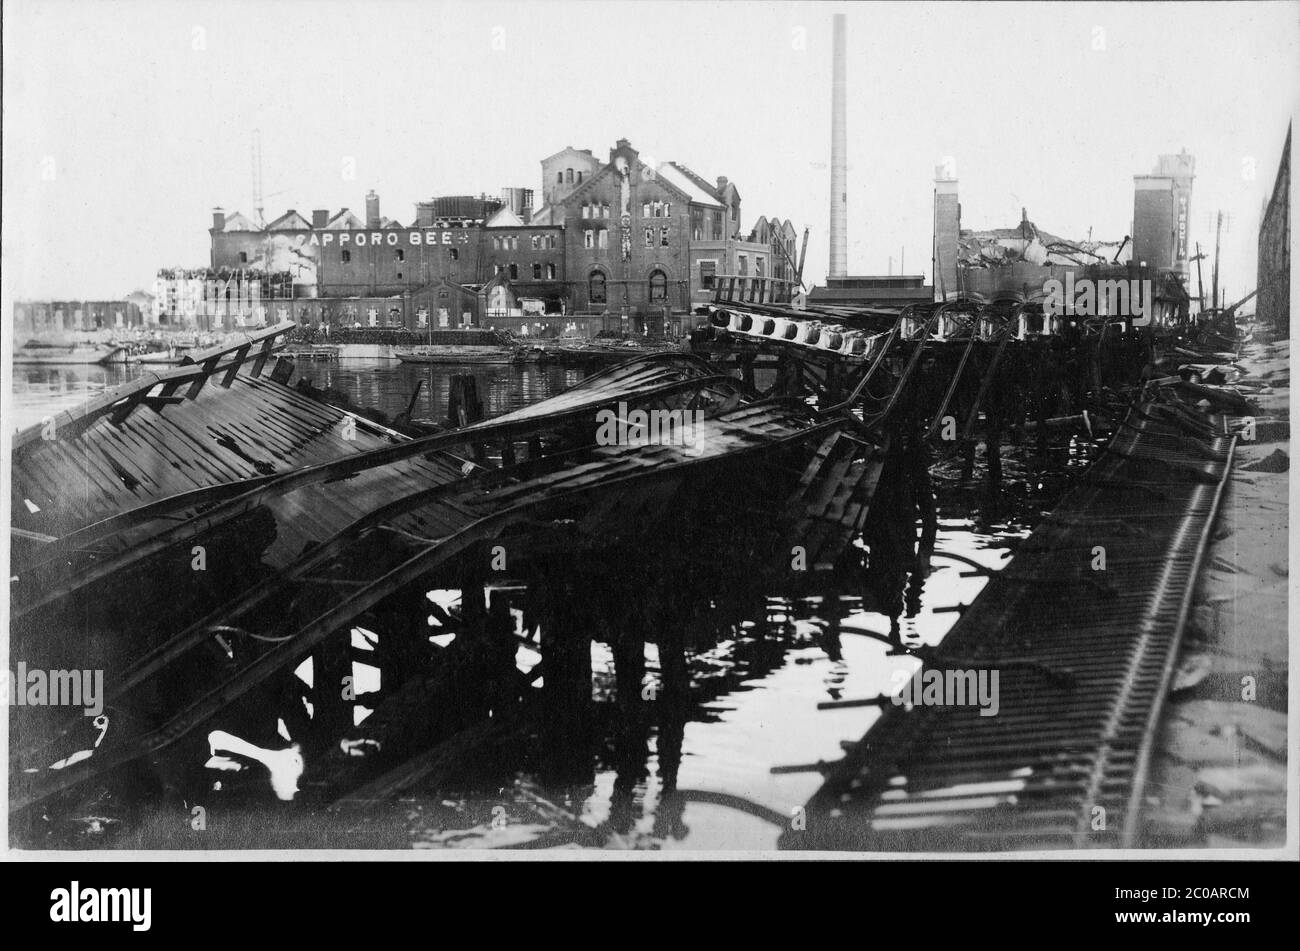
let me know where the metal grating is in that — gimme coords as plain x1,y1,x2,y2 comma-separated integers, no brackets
785,387,1236,851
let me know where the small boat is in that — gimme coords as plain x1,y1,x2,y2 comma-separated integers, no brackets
393,327,531,365
131,351,184,364
395,346,520,365
12,342,124,366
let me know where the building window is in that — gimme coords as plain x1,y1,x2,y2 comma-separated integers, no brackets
395,248,405,262
642,202,650,218
566,168,574,184
598,228,608,249
557,172,563,184
238,251,248,263
711,211,723,240
533,263,542,280
665,202,671,218
546,263,556,280
511,235,519,250
660,226,669,247
738,254,748,275
341,249,352,263
699,260,717,288
495,264,504,275
644,228,653,248
546,234,557,249
582,204,591,219
449,248,459,261
589,271,607,304
577,171,583,183
531,235,541,249
584,230,594,249
509,263,518,280
649,270,667,302
756,258,764,277
691,207,704,241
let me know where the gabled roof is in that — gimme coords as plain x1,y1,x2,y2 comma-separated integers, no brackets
542,145,595,163
323,209,363,230
485,206,525,227
668,164,723,202
380,216,405,229
658,162,723,207
221,212,259,232
529,202,564,226
267,210,312,231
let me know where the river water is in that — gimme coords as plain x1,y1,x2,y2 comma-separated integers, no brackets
10,346,1092,851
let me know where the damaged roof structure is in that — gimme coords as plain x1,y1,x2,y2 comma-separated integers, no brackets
958,210,1132,269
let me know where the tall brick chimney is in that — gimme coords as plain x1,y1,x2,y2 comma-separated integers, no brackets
212,208,226,231
312,209,329,229
365,190,380,228
829,12,848,279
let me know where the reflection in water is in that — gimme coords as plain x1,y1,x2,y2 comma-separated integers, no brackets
11,346,1101,851
295,354,583,425
7,348,586,433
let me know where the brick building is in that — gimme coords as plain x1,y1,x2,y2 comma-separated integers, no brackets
205,138,796,335
1133,150,1195,278
14,299,146,335
1256,124,1290,333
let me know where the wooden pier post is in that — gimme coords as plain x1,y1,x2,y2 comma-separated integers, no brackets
447,373,483,429
538,572,594,785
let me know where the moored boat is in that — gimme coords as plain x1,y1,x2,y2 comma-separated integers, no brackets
12,342,124,366
394,346,519,364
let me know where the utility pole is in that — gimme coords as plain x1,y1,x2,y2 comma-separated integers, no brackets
1211,210,1222,315
1192,242,1206,313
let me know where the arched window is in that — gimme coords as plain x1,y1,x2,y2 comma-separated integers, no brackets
341,249,351,263
577,171,583,183
566,168,574,183
394,248,405,262
648,270,667,302
589,271,607,304
584,230,594,249
557,172,563,184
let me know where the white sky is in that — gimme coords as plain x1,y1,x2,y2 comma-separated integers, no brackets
3,0,1297,304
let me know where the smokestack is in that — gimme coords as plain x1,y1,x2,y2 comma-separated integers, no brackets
829,13,848,278
212,208,226,231
365,189,380,228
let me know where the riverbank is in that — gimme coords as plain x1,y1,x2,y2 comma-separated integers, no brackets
1141,334,1290,848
